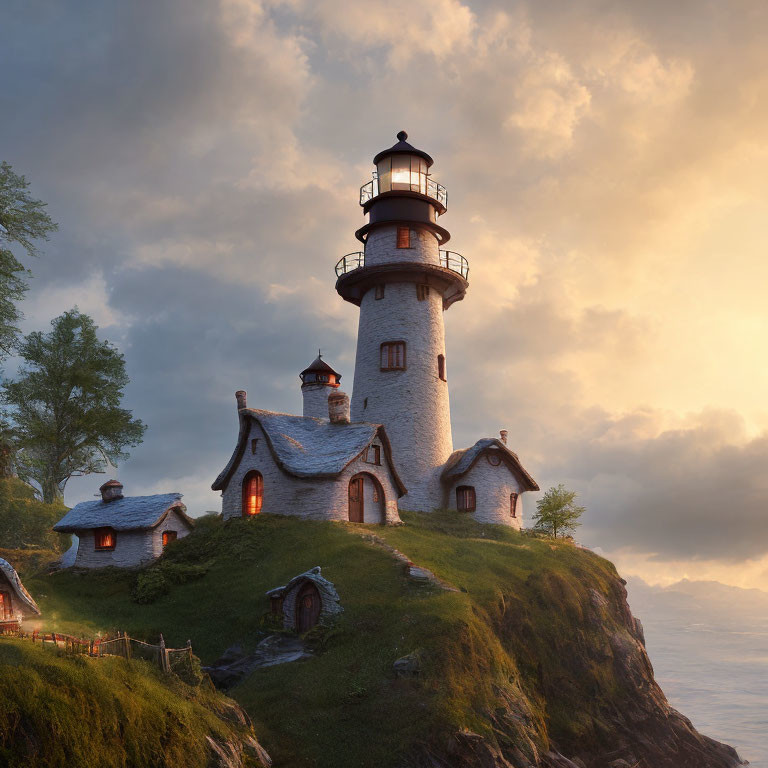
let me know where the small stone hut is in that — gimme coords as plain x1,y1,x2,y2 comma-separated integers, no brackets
0,558,41,631
442,434,539,528
53,481,194,569
266,567,342,633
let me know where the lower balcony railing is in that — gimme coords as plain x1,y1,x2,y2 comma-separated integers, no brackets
335,252,365,277
335,250,469,280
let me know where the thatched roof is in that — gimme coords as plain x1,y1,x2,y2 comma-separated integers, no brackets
212,409,406,495
0,558,41,617
441,438,539,491
53,494,193,533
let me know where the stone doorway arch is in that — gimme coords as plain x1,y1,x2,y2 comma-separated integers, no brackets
348,473,385,523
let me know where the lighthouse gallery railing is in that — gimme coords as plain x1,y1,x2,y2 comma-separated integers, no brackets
335,250,469,280
359,173,448,209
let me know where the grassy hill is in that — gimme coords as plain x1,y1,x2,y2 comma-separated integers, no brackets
16,512,743,768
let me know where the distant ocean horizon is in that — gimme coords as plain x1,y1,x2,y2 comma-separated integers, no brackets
626,578,768,767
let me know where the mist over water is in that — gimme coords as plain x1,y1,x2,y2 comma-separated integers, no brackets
626,578,768,767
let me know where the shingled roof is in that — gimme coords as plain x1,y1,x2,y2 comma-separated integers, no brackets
0,558,41,617
53,493,192,533
212,409,406,495
441,438,539,491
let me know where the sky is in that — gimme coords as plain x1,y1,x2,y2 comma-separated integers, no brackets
2,0,768,589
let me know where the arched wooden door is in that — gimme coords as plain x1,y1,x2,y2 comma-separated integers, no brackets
349,475,364,522
295,582,321,633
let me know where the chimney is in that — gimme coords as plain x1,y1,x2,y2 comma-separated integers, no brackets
328,391,351,424
235,390,247,409
499,429,508,445
100,479,124,502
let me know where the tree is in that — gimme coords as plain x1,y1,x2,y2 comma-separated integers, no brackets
531,484,585,539
0,161,57,358
2,309,147,503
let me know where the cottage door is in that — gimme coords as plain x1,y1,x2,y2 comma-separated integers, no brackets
348,476,364,522
296,582,321,633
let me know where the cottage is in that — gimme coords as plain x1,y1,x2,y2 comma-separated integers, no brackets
442,433,539,528
213,385,406,525
53,480,194,569
266,567,342,633
0,558,41,632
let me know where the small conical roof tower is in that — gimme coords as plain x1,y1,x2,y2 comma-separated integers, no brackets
299,353,341,419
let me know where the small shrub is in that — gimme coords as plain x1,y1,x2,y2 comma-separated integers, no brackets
133,569,169,604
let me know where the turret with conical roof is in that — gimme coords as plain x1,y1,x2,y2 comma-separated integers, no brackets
300,353,341,419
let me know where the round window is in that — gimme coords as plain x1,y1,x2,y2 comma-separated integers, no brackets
486,452,501,466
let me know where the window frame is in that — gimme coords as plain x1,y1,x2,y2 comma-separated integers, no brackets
94,527,117,551
242,470,264,517
510,492,519,518
438,354,446,381
162,530,178,548
364,444,381,466
375,284,385,300
380,341,407,371
456,486,476,512
416,284,430,301
396,226,411,249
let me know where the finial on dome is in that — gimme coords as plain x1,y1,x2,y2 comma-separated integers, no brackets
397,130,408,141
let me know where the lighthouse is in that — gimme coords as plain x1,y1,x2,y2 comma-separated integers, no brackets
335,132,469,510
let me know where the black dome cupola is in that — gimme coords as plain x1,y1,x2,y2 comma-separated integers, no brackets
356,131,449,244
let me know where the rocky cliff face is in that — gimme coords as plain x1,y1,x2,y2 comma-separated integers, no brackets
406,570,744,768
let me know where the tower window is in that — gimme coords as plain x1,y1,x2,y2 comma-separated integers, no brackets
364,445,381,465
437,354,446,381
380,341,406,371
242,471,263,517
510,492,519,518
396,226,411,249
456,486,476,512
417,284,430,301
375,284,385,300
94,527,116,550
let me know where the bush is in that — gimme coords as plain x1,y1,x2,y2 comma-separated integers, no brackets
132,561,211,604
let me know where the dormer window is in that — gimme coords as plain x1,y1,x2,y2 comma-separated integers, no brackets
94,527,116,550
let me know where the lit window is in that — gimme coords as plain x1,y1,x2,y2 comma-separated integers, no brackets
242,471,264,517
510,492,518,517
364,445,381,465
0,591,9,620
162,531,178,548
396,226,410,249
94,527,116,550
375,284,385,300
456,486,476,512
417,284,429,301
438,354,446,381
380,341,406,371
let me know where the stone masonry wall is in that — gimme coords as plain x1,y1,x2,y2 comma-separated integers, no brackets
350,225,453,511
151,508,192,558
74,529,157,569
444,451,525,529
302,383,333,419
220,421,401,524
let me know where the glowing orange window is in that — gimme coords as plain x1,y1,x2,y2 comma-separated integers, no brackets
242,471,264,517
162,531,178,548
94,527,116,550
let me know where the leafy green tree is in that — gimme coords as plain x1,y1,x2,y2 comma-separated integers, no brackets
0,477,68,552
531,484,585,539
2,309,146,503
0,161,57,358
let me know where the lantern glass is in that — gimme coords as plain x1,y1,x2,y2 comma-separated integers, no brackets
376,154,427,195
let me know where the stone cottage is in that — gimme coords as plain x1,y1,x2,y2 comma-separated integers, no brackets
214,132,538,526
53,480,194,568
213,386,406,525
0,558,41,631
266,566,342,633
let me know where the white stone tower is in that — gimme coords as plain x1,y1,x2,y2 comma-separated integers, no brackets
300,354,342,419
335,132,469,510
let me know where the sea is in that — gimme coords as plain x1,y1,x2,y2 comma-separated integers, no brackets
626,578,768,767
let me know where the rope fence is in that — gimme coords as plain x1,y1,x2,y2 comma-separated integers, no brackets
0,625,193,675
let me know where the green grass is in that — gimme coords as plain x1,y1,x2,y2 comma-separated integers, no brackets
0,638,261,768
21,512,636,767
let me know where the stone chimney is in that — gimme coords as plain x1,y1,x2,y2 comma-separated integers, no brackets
100,479,124,502
328,391,351,424
235,390,247,409
499,429,508,445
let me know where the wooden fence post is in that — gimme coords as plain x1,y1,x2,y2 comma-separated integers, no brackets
159,634,170,673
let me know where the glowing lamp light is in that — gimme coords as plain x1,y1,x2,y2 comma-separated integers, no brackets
376,153,428,195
